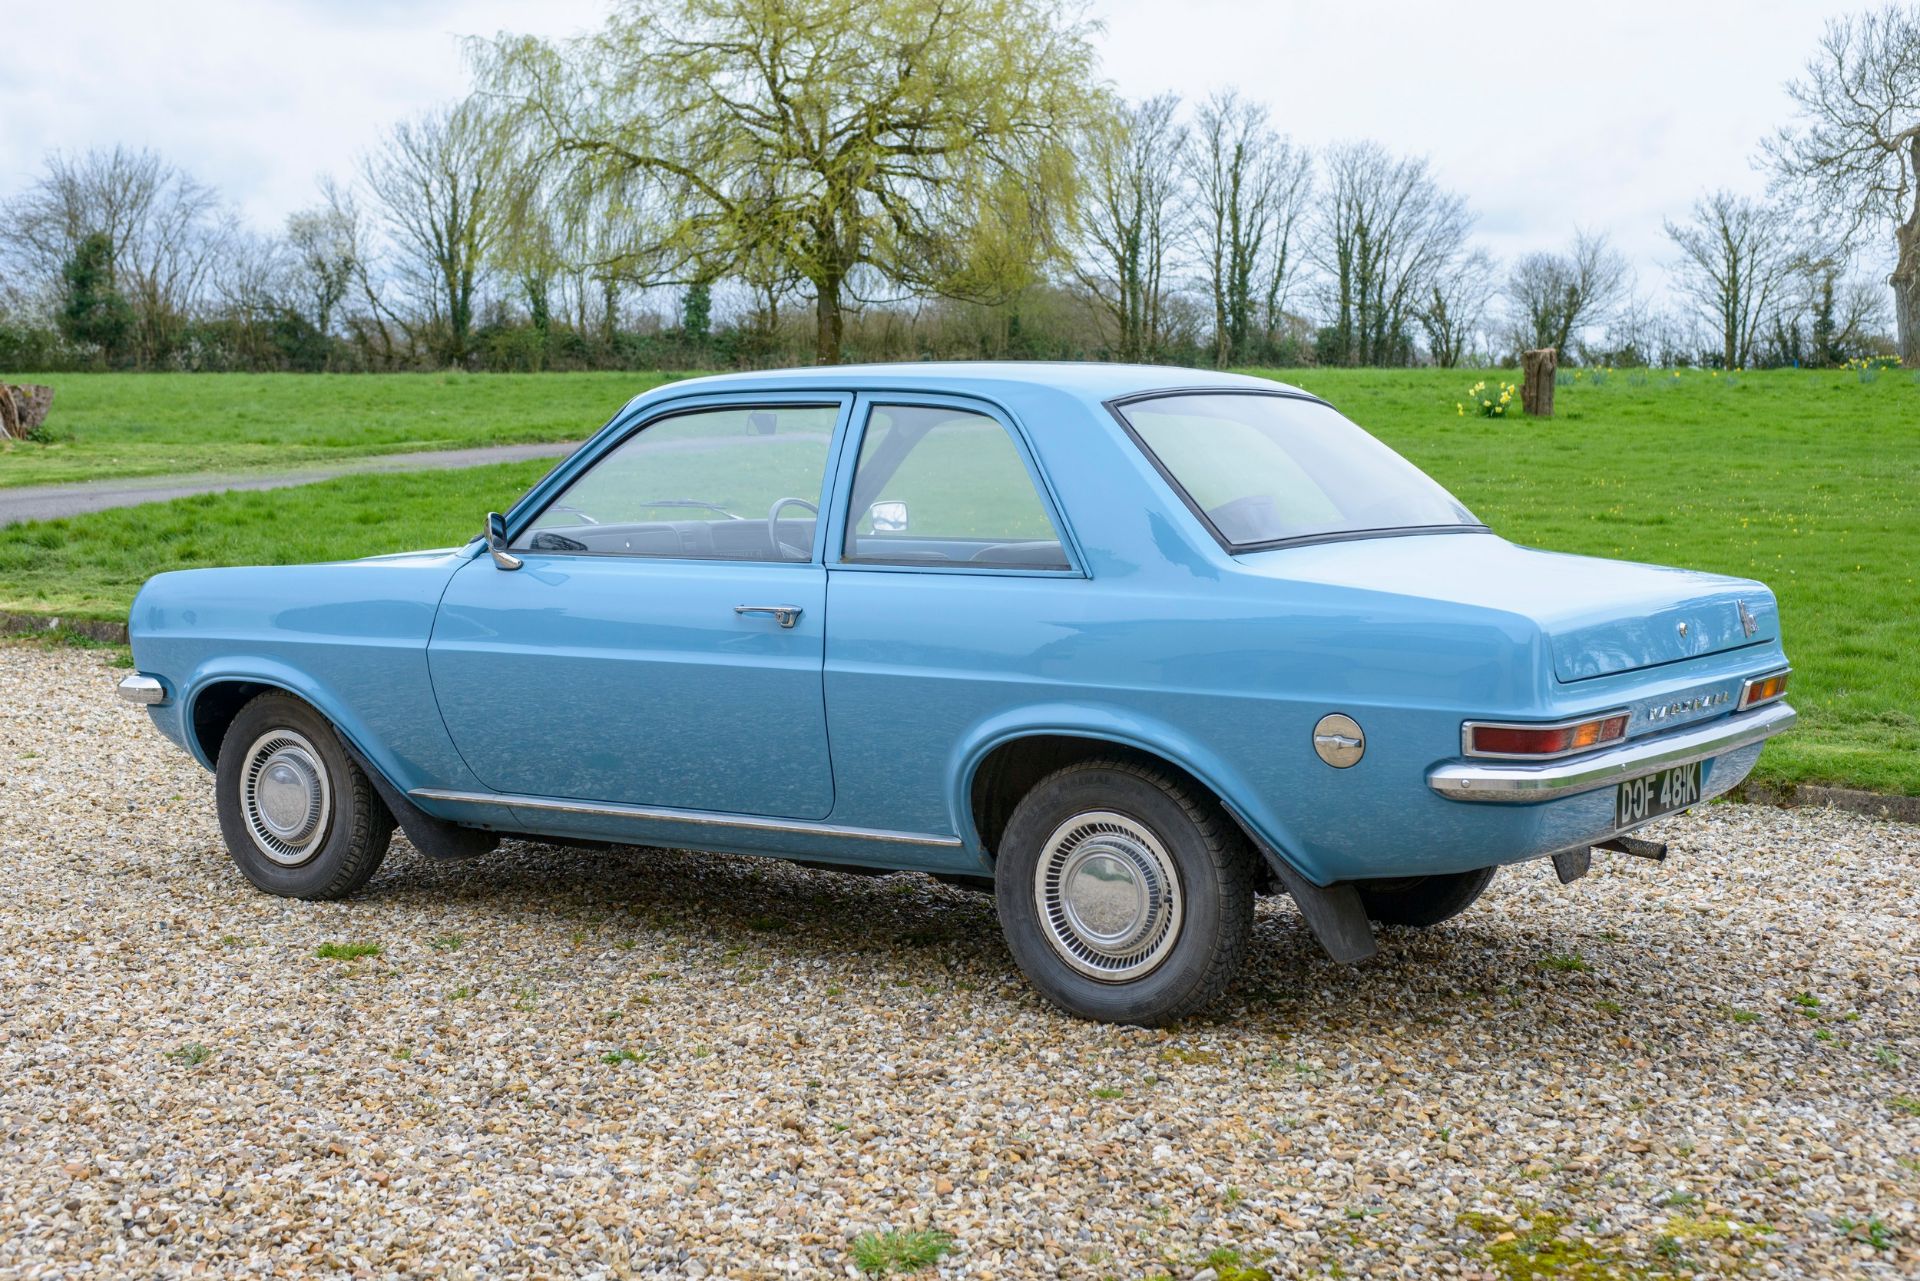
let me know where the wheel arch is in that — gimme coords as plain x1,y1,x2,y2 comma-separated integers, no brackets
180,661,391,782
955,713,1379,965
187,679,281,768
183,662,501,860
951,708,1300,875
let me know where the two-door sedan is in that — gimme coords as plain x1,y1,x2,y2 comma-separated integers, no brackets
121,364,1793,1024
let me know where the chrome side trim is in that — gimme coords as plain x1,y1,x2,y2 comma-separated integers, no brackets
116,674,167,706
407,787,964,847
1428,702,1796,803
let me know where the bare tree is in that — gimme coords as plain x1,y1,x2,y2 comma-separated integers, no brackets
1186,91,1311,366
1766,256,1893,365
362,101,507,367
212,230,287,369
1665,192,1804,369
1417,248,1495,367
1310,141,1471,366
0,145,232,365
1828,272,1894,355
1076,94,1186,361
1254,141,1313,361
1764,4,1920,364
314,177,406,368
1503,229,1627,360
285,198,359,343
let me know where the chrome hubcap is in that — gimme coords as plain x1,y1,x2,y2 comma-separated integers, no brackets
1034,810,1182,982
240,729,330,866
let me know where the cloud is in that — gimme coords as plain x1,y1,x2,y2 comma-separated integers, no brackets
1,0,605,228
0,0,1877,293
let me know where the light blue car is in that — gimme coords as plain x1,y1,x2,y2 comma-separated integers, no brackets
122,364,1794,1024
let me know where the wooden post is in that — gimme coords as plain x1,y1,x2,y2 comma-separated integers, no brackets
1521,348,1556,417
0,383,53,439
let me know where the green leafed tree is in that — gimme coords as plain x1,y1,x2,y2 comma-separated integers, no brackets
681,279,712,342
473,0,1100,364
57,232,135,363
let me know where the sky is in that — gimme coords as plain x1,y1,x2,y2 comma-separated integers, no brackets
0,0,1882,297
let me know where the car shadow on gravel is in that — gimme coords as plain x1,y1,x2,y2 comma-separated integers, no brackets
359,834,1010,958
343,834,1602,1033
295,831,1858,1060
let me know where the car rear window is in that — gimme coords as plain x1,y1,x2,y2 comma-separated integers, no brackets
1115,392,1482,549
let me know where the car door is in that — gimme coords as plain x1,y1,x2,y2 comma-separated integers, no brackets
428,397,847,819
822,395,1085,836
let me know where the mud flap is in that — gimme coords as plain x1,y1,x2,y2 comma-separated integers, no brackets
343,743,500,860
1552,848,1591,884
1249,838,1378,964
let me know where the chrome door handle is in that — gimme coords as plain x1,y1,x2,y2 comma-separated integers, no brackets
734,604,803,628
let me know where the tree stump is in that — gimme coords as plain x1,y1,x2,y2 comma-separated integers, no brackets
1521,349,1556,418
0,383,54,439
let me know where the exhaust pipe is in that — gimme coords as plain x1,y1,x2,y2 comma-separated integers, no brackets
1594,834,1668,862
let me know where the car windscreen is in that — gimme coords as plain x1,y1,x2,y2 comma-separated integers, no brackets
1115,392,1482,549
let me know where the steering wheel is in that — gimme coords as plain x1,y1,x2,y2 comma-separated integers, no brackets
767,496,819,561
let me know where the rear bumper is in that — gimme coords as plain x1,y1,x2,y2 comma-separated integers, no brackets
1426,702,1795,803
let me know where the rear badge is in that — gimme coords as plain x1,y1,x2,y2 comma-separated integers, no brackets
1645,691,1731,723
1738,599,1758,638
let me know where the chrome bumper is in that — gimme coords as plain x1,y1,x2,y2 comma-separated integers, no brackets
116,673,168,706
1427,702,1795,803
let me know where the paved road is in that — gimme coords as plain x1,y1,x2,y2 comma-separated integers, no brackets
0,441,580,526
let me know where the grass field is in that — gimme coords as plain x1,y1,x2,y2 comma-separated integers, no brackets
1,366,1915,795
0,371,687,487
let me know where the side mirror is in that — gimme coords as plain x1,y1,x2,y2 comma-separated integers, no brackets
486,511,523,571
868,500,909,533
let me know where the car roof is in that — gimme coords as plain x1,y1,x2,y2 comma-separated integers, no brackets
634,361,1311,406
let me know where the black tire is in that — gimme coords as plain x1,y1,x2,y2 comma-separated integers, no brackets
214,692,394,900
993,759,1256,1026
1356,867,1497,927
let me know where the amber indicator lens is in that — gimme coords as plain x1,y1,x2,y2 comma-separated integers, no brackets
1741,671,1790,708
1470,714,1629,757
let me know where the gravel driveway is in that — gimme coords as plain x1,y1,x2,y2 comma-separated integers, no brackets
1,644,1915,1279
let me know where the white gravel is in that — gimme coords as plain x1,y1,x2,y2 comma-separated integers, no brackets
1,642,1916,1279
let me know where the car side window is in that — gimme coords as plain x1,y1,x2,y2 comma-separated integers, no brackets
842,404,1069,570
514,404,837,561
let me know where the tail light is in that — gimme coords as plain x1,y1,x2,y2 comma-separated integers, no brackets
1463,712,1630,760
1739,669,1790,710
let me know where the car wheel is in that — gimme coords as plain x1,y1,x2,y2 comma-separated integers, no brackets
214,692,394,900
1355,867,1497,927
994,759,1256,1026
